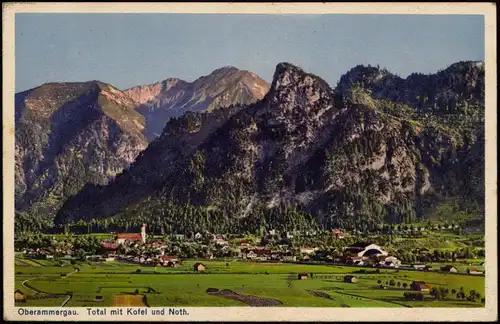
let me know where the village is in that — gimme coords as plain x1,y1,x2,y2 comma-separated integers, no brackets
17,223,484,276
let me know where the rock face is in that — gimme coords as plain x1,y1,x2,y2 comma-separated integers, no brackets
56,61,484,232
15,81,148,220
123,67,270,141
336,61,485,114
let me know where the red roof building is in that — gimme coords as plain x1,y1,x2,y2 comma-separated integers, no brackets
117,233,142,242
101,242,118,251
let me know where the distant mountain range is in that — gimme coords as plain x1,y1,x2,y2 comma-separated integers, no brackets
14,61,485,234
124,67,269,141
14,68,269,227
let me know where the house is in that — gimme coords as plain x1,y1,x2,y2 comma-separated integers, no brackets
239,239,250,247
382,261,397,268
14,290,26,303
14,289,26,303
298,273,308,280
194,232,203,240
193,263,206,272
300,247,316,255
467,268,484,275
116,233,143,245
343,275,358,283
412,264,430,271
410,281,431,292
440,265,458,273
101,242,118,252
281,255,296,262
344,242,388,258
380,256,401,268
173,234,185,240
253,249,271,260
159,255,179,266
214,238,229,246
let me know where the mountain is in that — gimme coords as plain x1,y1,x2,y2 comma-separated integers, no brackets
336,61,484,115
15,81,148,229
15,68,270,232
123,66,270,141
55,61,484,234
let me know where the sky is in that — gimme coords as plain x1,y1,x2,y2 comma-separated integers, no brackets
15,13,485,93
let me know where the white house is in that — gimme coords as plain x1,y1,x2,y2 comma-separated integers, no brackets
300,247,316,255
344,242,388,258
214,238,229,246
380,256,401,268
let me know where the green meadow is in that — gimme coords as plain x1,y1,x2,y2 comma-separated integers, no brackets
14,258,484,308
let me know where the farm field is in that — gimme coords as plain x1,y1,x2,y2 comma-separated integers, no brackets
15,258,485,308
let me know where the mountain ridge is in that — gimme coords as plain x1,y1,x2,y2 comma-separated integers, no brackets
123,66,270,141
53,60,485,234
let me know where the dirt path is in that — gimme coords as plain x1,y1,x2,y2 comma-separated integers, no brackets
21,268,79,307
207,288,282,307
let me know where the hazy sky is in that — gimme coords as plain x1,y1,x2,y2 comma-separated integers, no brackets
15,13,484,93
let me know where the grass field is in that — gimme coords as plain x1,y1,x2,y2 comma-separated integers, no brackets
14,258,485,308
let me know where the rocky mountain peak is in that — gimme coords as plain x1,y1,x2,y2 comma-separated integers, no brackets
125,67,270,141
265,62,335,115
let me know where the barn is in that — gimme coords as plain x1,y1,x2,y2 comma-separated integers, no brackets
343,275,358,283
14,290,26,303
194,263,206,272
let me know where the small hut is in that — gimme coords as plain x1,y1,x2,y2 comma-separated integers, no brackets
440,265,458,273
14,290,26,303
194,262,206,273
298,273,308,280
343,275,358,283
410,281,431,292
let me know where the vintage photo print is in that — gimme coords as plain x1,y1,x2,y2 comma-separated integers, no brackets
2,2,497,322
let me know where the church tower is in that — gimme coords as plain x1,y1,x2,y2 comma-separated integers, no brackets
141,223,147,244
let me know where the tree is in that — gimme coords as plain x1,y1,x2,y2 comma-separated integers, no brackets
377,280,382,284
469,290,477,302
402,283,408,289
430,287,442,300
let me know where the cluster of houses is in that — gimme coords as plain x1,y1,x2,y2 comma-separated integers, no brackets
17,224,484,276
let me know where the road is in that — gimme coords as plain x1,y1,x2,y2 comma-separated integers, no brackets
21,268,79,307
